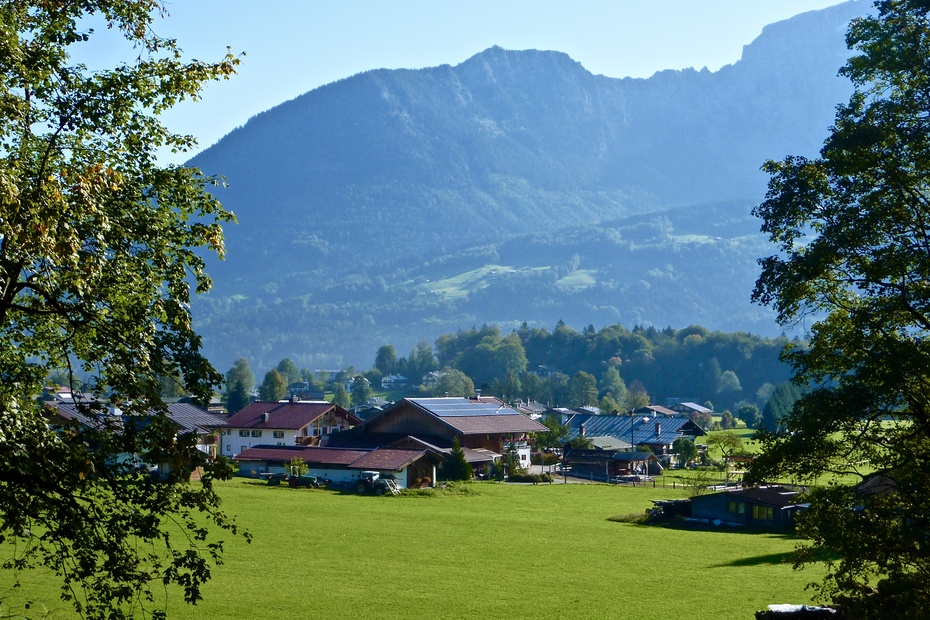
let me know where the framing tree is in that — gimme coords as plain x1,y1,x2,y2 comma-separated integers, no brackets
0,2,247,618
749,1,930,616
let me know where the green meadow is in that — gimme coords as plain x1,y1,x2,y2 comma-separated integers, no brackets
2,478,823,620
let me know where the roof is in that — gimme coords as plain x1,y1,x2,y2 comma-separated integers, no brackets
694,485,805,508
564,449,657,462
405,397,547,435
589,435,632,451
235,445,367,465
567,413,705,446
48,401,224,434
679,402,712,413
224,401,361,430
635,405,679,416
234,444,440,471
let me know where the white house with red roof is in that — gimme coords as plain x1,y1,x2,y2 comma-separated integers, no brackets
221,400,360,457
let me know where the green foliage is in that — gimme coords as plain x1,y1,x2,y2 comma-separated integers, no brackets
375,344,398,375
569,371,598,407
331,385,351,409
286,457,308,477
275,358,302,386
225,358,254,413
737,403,762,429
428,367,475,397
0,1,246,617
749,2,930,614
439,437,473,482
350,375,372,407
672,438,697,465
259,369,287,402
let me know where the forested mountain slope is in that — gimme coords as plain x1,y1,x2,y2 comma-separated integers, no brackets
190,2,867,371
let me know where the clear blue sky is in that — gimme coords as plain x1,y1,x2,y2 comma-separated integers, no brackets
113,1,854,163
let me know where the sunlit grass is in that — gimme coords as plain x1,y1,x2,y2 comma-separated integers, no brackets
2,478,823,620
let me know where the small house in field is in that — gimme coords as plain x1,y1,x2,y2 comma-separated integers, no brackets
221,400,360,457
689,485,806,530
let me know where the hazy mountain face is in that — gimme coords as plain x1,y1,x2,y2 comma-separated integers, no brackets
189,1,867,371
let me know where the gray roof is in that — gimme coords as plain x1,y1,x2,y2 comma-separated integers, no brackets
567,413,704,446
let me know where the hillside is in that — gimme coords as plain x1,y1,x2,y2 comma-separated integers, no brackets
189,1,868,371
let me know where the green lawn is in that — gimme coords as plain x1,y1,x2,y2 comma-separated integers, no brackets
1,479,823,620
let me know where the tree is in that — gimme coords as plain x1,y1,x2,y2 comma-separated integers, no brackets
275,358,302,386
569,371,598,407
707,431,744,461
259,369,287,402
737,403,763,429
431,367,475,397
332,385,351,409
440,437,472,481
748,2,930,614
0,2,245,617
374,344,398,375
536,416,569,453
672,438,697,467
350,375,372,407
599,366,628,406
719,409,736,430
225,357,254,414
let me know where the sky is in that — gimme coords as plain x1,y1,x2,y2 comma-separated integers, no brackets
95,0,853,163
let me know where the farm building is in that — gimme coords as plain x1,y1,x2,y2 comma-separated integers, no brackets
234,442,443,489
561,411,705,455
562,449,660,482
689,485,807,530
327,396,547,470
221,399,360,457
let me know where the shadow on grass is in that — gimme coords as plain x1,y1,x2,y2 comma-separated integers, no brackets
708,551,795,568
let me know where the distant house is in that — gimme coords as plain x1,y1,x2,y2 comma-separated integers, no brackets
563,412,706,455
689,485,807,530
328,396,547,472
234,442,444,489
221,400,360,457
287,382,325,401
633,405,679,417
672,402,713,415
381,374,408,390
46,400,227,478
421,371,442,388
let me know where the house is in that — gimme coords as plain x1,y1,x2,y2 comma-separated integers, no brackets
46,400,227,477
563,412,706,455
689,485,807,530
234,442,444,489
421,371,442,387
328,396,547,471
221,400,361,457
672,401,713,415
381,374,408,389
633,405,679,417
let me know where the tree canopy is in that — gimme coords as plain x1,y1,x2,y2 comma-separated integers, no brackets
0,1,245,618
748,1,930,615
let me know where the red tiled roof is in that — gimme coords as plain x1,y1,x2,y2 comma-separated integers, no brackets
235,445,367,465
348,449,430,471
224,401,359,430
440,414,547,435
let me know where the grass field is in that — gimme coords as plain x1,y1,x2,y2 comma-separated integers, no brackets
2,478,824,620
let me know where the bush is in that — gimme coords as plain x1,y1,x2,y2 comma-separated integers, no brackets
507,473,553,484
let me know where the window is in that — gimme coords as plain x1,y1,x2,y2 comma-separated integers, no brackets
251,430,262,437
238,430,249,437
728,501,745,515
752,505,774,521
273,431,285,439
240,445,247,454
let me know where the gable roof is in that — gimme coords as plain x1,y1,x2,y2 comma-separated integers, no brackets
403,397,547,435
566,412,705,446
48,401,224,435
224,401,361,430
234,444,441,471
701,485,805,508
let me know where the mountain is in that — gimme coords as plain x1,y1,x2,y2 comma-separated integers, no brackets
189,1,868,372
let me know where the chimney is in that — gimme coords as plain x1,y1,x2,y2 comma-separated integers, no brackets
580,423,586,437
655,422,661,436
291,394,299,403
261,412,270,423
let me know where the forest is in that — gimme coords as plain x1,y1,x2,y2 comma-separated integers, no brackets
229,321,800,431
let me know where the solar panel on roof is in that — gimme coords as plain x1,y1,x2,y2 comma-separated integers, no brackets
409,398,520,417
